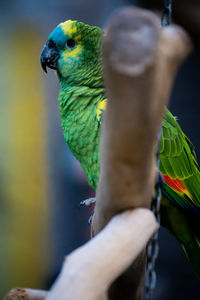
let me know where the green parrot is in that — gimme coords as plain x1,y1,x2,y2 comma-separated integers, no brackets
41,20,200,278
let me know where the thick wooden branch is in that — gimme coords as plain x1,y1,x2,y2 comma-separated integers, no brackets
45,209,157,300
92,7,192,300
93,8,191,233
4,209,157,300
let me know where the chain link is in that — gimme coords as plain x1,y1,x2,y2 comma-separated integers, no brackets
144,128,163,299
144,172,163,299
161,0,173,27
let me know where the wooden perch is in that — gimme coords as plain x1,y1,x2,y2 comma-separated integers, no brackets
4,7,192,300
93,8,192,233
5,209,157,300
45,209,157,300
4,288,48,300
92,7,192,300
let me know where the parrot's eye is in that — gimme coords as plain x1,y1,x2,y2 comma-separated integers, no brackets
66,39,76,49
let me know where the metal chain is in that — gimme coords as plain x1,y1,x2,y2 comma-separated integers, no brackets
144,129,163,299
144,171,163,299
161,0,173,27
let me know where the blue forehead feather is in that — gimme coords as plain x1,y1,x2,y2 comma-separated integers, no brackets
48,25,66,47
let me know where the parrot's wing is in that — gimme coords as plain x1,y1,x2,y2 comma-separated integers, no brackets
160,108,200,213
95,102,200,213
160,109,200,279
96,98,107,124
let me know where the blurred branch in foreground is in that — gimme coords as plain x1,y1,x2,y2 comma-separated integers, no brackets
4,6,192,300
92,7,192,300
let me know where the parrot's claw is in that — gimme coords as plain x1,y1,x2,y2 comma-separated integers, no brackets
80,197,96,207
79,198,95,225
88,213,94,225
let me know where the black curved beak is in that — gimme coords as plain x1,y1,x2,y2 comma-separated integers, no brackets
40,40,60,73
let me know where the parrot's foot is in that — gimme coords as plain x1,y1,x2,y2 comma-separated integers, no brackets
80,198,95,225
80,197,96,207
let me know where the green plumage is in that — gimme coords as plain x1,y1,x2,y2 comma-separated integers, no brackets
58,85,104,188
44,20,200,278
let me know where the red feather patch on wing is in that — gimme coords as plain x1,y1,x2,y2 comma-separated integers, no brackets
163,175,191,198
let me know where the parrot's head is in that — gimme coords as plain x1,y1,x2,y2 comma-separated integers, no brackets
41,20,103,87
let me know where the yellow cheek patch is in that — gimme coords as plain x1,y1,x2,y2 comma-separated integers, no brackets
60,20,77,37
97,99,107,122
62,43,83,61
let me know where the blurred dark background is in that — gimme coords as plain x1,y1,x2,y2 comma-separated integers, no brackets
0,1,199,299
